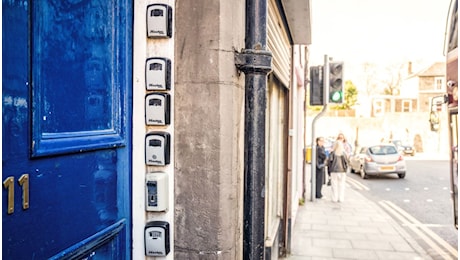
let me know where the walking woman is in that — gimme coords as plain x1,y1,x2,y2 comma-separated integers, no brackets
328,140,349,202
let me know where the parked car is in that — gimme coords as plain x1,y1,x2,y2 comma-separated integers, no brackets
349,144,406,179
392,140,416,156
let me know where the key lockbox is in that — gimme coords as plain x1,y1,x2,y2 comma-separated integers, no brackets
146,172,169,212
145,57,171,91
146,4,172,38
145,93,171,125
145,132,170,166
145,221,170,256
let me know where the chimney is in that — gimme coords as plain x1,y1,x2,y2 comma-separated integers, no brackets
407,61,412,75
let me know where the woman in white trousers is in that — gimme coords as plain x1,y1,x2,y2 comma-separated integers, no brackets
328,139,349,202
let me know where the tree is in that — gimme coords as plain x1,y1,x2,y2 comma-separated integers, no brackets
343,80,358,109
381,63,406,96
362,62,381,97
361,61,413,97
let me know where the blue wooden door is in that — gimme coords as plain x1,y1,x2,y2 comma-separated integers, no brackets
2,1,133,259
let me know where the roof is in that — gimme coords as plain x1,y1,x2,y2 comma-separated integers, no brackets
414,62,446,77
281,0,312,44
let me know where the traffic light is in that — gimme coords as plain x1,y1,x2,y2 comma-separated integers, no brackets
309,66,324,106
328,62,344,103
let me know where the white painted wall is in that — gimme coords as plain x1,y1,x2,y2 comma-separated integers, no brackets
306,112,450,159
133,1,175,259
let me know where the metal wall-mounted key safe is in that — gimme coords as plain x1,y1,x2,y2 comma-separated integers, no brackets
145,93,171,125
145,57,171,91
145,172,169,212
145,132,170,166
146,4,172,38
145,221,170,256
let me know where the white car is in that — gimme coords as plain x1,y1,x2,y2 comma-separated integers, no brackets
349,144,407,179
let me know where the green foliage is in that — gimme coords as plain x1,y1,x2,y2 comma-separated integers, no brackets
344,80,358,108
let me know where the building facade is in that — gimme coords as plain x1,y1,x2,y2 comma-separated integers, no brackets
372,62,447,117
3,0,312,259
414,62,447,112
165,0,312,258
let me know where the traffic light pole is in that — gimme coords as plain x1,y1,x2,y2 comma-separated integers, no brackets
310,55,329,202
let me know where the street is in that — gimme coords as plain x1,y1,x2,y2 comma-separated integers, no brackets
345,158,458,259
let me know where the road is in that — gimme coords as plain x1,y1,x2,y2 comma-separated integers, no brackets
345,158,458,260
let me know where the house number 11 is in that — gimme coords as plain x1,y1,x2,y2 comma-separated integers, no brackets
3,174,30,214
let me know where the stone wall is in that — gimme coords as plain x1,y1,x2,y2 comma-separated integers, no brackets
174,1,245,258
307,111,450,158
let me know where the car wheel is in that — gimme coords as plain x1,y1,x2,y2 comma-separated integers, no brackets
398,173,406,179
359,166,368,179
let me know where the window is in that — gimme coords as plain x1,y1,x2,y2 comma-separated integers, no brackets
435,77,444,91
369,145,397,155
266,75,287,240
373,99,385,117
402,100,412,112
447,0,458,52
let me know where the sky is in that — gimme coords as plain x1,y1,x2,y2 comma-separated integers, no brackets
309,0,453,80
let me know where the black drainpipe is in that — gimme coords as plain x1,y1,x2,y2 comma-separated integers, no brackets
235,0,272,259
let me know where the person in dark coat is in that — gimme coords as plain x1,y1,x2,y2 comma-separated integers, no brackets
315,137,327,199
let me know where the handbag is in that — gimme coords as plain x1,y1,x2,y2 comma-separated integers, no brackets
327,153,334,169
341,156,348,169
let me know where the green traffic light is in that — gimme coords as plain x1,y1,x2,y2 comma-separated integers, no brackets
331,91,342,102
328,61,344,103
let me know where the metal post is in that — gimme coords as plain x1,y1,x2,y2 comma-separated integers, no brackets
310,55,329,202
235,0,272,259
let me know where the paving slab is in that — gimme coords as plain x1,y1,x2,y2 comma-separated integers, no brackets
282,174,431,260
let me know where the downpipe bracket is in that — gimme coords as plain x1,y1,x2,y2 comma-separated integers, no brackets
235,49,272,74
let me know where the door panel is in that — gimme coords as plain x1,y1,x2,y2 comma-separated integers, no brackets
2,1,132,259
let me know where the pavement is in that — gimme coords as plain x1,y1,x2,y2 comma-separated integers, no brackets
284,173,432,260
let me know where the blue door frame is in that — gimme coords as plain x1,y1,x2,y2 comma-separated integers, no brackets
2,1,133,259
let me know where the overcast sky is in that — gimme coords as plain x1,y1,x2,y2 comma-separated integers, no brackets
309,0,452,79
